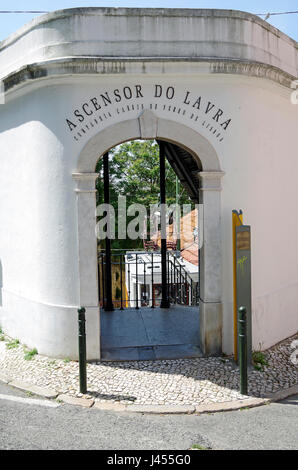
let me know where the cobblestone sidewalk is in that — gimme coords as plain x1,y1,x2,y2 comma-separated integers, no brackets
0,332,297,406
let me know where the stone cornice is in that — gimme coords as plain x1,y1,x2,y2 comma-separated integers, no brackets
2,57,297,96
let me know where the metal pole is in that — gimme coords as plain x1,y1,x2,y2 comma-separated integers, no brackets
176,175,180,252
173,255,177,304
103,152,114,311
97,254,101,305
170,257,173,302
143,260,146,306
167,251,170,302
128,261,131,307
159,140,170,308
135,253,139,309
238,306,248,395
101,254,105,308
151,251,154,308
179,264,182,304
120,253,123,310
78,307,87,394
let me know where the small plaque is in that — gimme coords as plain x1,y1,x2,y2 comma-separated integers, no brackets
236,230,250,251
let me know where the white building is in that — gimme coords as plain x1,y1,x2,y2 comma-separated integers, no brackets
124,251,198,308
0,8,297,359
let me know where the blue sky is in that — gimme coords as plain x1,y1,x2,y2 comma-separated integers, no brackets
0,0,297,41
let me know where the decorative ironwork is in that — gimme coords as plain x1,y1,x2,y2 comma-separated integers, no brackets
98,249,199,309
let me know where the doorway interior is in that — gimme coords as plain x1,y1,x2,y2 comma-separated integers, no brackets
96,138,202,361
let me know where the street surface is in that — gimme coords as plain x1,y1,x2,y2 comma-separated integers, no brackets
0,382,297,450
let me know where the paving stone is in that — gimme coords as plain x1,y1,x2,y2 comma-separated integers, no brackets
126,404,196,414
57,394,94,407
9,380,58,398
195,397,269,414
0,372,11,384
93,401,127,411
0,331,296,409
265,384,298,401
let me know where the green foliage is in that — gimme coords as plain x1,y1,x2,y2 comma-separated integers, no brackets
24,347,38,361
63,357,71,363
47,360,57,369
0,327,4,341
6,339,20,349
95,140,193,250
190,444,208,450
252,350,268,371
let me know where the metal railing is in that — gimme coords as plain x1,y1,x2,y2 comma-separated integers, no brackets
98,248,199,310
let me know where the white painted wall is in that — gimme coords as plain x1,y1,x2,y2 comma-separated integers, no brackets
0,87,98,357
220,79,298,351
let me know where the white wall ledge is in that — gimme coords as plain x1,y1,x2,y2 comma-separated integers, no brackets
1,8,297,50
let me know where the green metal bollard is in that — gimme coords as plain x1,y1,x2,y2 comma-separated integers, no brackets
238,306,248,395
78,307,87,394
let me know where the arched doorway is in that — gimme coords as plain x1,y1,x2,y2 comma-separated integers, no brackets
97,138,200,360
73,111,224,357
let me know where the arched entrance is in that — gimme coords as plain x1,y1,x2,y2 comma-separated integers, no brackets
73,111,224,357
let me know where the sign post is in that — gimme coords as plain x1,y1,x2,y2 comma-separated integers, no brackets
235,225,252,366
238,306,248,394
232,210,243,360
78,307,87,394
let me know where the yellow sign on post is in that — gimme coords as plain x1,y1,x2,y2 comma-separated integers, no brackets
232,209,243,361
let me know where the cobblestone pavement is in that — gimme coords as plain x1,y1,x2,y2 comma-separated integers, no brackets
0,333,297,406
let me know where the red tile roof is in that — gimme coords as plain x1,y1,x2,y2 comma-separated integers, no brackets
151,209,199,266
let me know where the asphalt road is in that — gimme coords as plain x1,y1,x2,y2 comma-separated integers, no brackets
0,382,297,450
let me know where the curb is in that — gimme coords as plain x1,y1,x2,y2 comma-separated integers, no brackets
92,385,298,414
57,394,94,408
0,375,58,399
0,373,10,384
124,404,196,414
264,384,298,402
194,397,270,414
0,375,297,414
9,380,58,399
